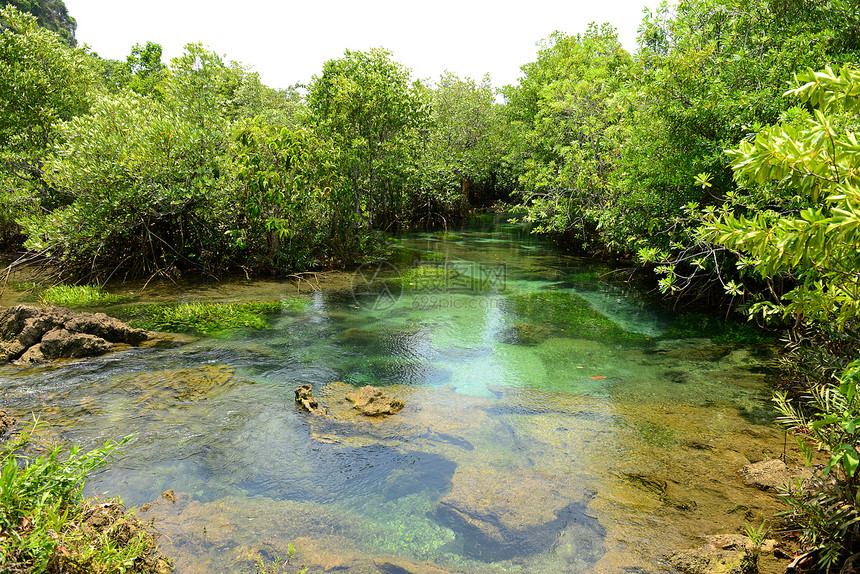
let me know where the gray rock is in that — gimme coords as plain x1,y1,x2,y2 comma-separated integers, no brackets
0,305,148,364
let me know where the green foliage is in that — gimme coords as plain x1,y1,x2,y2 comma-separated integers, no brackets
232,121,337,269
5,0,76,47
704,65,860,329
774,360,860,569
416,72,510,220
0,5,95,204
37,284,132,308
0,421,160,573
509,291,642,344
26,72,236,280
306,48,428,231
125,300,293,336
504,25,632,248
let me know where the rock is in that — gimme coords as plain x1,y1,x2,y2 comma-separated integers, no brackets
668,546,756,574
433,468,605,561
295,384,327,416
740,458,811,492
705,534,779,555
345,385,404,416
0,410,15,441
0,305,149,364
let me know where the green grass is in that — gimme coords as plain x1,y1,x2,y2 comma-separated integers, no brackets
121,299,303,336
36,284,134,308
660,312,773,344
509,291,644,344
0,421,164,573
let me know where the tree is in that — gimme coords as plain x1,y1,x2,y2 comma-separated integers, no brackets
5,0,76,46
306,48,428,231
503,25,631,249
705,65,860,329
0,5,95,187
0,5,95,248
418,72,509,218
621,0,860,255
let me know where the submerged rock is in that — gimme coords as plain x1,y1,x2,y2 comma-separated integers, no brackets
740,458,811,492
345,385,404,416
512,322,556,345
433,468,605,561
0,305,149,364
668,534,771,574
668,547,756,574
295,384,327,416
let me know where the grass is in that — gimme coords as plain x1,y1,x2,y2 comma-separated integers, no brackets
35,285,134,308
509,291,644,344
120,299,305,337
0,421,166,573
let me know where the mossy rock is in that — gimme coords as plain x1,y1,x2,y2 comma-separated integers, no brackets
508,291,643,345
511,323,556,345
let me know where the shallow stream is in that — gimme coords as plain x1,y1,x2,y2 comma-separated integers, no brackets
0,215,794,573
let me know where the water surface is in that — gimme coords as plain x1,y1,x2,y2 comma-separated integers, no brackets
0,216,789,573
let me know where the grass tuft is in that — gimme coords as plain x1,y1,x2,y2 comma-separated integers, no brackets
121,299,305,337
37,284,133,308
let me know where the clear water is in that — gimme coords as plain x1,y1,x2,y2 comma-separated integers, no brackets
0,215,788,573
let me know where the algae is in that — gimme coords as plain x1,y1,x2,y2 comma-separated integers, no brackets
508,291,644,344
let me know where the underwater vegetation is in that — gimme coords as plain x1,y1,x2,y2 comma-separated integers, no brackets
117,299,307,337
509,291,644,345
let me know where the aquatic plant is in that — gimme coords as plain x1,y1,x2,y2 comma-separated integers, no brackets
37,284,133,308
387,265,460,292
431,231,464,241
661,312,772,344
124,300,290,336
509,291,643,344
0,421,166,572
420,251,447,262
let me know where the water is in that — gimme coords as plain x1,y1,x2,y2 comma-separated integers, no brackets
0,215,788,573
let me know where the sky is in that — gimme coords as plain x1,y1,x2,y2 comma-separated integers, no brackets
63,0,663,90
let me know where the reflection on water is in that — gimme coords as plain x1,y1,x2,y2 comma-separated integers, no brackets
0,215,793,573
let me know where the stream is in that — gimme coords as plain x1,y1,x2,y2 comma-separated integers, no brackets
0,215,791,573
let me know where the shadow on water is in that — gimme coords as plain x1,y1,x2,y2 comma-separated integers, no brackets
239,441,456,505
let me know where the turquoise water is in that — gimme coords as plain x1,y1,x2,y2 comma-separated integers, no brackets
0,215,788,573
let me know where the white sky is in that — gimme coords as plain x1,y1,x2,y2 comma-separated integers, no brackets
64,0,662,90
